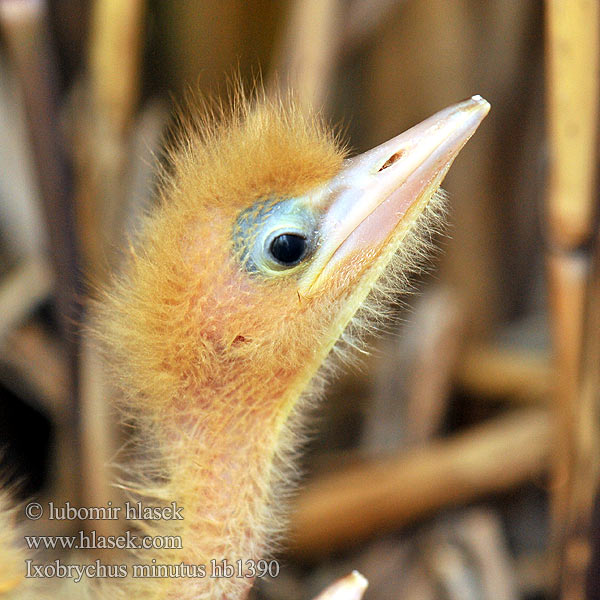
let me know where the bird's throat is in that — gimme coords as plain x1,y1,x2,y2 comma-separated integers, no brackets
142,369,314,600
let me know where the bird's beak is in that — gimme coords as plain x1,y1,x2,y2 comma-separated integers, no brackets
299,96,490,297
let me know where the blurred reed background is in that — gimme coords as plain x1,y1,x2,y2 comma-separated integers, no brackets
0,1,598,599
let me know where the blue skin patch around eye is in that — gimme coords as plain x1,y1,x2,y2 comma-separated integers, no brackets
233,197,319,273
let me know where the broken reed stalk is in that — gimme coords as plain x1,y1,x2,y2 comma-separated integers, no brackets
312,571,368,600
545,0,600,596
289,409,550,557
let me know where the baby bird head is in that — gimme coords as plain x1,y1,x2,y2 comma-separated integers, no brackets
98,92,489,423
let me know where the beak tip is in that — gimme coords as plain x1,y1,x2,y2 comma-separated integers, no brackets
469,94,491,117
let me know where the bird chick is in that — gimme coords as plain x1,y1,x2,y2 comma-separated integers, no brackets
1,91,489,600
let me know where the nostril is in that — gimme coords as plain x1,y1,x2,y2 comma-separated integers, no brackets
378,150,405,171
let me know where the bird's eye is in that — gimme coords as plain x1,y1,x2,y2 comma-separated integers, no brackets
269,233,308,266
234,197,317,274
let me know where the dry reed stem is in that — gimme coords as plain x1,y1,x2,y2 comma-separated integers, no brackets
0,259,53,343
269,0,342,109
89,0,146,137
73,0,147,539
290,409,551,557
546,0,599,247
456,343,551,404
545,1,600,594
2,323,68,413
558,249,600,598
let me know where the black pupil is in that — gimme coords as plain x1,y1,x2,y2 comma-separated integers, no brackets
270,234,307,265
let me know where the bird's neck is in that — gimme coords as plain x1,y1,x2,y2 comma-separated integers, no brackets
144,369,311,600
